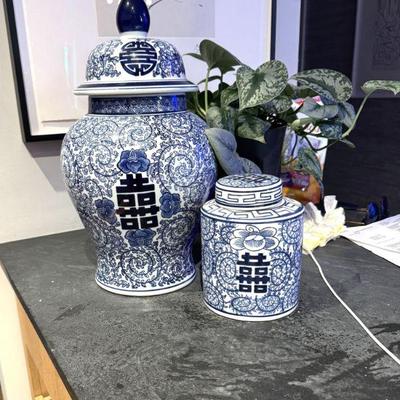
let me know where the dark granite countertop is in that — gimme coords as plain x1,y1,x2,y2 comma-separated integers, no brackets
1,230,399,399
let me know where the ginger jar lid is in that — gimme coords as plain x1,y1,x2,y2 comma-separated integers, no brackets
215,174,283,208
74,0,197,97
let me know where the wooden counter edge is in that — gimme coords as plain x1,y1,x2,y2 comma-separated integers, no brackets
17,300,72,400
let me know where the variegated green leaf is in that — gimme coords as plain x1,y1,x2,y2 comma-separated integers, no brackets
291,69,353,102
301,97,339,119
199,40,241,74
337,102,355,128
242,107,259,116
237,114,271,143
241,158,262,174
205,128,261,175
319,122,343,139
213,82,230,104
206,128,242,175
282,84,295,97
221,84,239,107
291,85,318,99
263,95,293,114
221,106,238,133
297,147,322,181
205,105,239,132
206,106,224,128
361,80,400,95
237,61,288,110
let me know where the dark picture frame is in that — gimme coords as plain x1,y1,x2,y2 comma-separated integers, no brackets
3,0,65,142
4,0,275,143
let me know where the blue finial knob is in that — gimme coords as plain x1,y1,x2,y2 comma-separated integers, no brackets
117,0,150,34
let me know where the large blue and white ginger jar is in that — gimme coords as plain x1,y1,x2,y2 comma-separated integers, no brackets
201,175,304,321
61,0,217,296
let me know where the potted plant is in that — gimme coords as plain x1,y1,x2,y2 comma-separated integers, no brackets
186,40,400,202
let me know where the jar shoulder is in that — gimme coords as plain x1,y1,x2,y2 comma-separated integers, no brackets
68,110,206,128
201,198,304,224
63,111,209,148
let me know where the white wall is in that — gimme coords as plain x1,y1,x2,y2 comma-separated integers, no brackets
275,0,301,76
0,2,83,244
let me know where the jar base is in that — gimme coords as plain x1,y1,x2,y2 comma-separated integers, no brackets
95,270,196,297
204,301,298,322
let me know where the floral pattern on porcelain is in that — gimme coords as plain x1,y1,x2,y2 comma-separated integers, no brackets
61,108,216,294
125,229,156,247
218,174,281,189
85,38,185,83
86,40,122,81
117,149,150,174
201,215,304,319
230,226,279,252
95,198,118,225
152,40,185,78
160,193,181,218
201,175,304,320
90,96,187,115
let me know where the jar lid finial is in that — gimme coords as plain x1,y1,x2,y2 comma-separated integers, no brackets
117,0,150,35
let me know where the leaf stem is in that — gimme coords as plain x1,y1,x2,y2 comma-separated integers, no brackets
290,117,315,131
341,93,372,138
281,157,295,167
194,92,206,119
290,134,299,158
205,68,211,113
314,140,340,152
148,0,164,9
303,135,319,152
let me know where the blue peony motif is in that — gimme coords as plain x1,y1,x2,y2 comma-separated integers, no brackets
160,192,181,218
95,198,117,224
125,229,156,247
117,150,150,174
230,225,279,252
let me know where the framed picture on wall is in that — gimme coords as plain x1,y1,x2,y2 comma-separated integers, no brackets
4,0,274,142
352,0,400,97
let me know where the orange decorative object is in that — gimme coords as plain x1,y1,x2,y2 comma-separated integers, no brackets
283,175,322,205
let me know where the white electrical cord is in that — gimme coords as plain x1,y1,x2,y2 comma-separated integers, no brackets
307,250,400,367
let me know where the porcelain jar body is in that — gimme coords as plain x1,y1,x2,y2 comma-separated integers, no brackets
201,175,304,321
61,96,216,295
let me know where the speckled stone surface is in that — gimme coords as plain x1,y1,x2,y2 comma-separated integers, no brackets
1,230,399,400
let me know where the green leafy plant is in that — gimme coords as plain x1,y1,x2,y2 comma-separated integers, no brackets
186,40,400,181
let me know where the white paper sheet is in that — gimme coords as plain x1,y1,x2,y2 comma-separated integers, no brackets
341,214,400,267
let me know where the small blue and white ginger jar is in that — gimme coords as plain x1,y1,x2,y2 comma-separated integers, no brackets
201,175,304,321
61,0,217,296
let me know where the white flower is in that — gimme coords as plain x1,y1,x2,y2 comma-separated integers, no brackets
303,196,346,253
